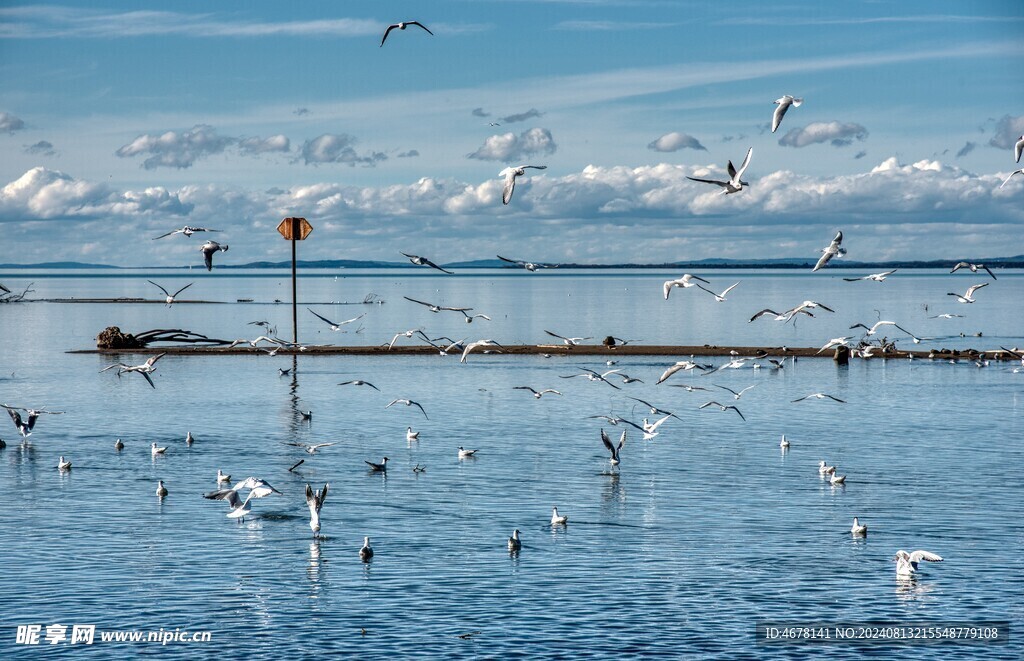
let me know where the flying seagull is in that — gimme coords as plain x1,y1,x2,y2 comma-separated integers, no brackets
749,308,814,323
284,441,337,455
305,483,328,538
308,308,366,331
813,231,845,271
152,225,220,240
686,147,752,194
950,262,996,280
386,398,428,418
713,384,756,400
147,280,193,306
99,353,166,388
403,296,473,315
1016,135,1024,163
850,320,920,343
544,330,593,346
460,339,503,363
513,387,563,399
338,379,380,391
400,252,453,274
380,20,433,47
497,255,555,271
601,428,626,466
843,269,897,282
626,396,680,419
1000,169,1024,189
699,401,746,421
560,367,622,390
500,165,547,205
817,337,853,354
894,550,943,578
792,392,846,403
695,282,739,302
771,95,803,133
663,274,710,299
948,283,988,303
656,361,707,384
3,407,37,438
200,241,228,271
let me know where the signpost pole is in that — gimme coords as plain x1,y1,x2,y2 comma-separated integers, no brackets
291,217,299,345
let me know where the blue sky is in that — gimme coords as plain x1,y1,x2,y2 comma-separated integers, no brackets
1,1,1022,266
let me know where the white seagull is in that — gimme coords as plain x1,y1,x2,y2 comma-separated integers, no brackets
601,428,626,466
656,361,707,384
780,434,790,449
360,536,374,561
99,353,166,388
338,379,380,391
713,384,756,400
58,455,72,471
199,241,228,271
850,320,918,339
497,255,555,271
696,282,739,302
380,20,433,47
217,469,231,484
400,252,452,274
663,274,710,299
284,441,337,455
513,386,563,399
686,147,753,195
305,483,328,538
386,398,428,418
148,280,193,306
406,427,419,442
950,262,996,280
308,308,366,331
152,225,220,240
843,269,897,282
551,507,568,525
817,337,853,354
204,477,282,520
500,165,547,205
458,446,478,459
560,367,622,390
895,550,942,578
947,283,988,303
851,517,867,536
813,231,846,272
544,330,593,345
699,401,746,421
156,480,168,497
771,95,803,133
460,339,504,363
818,460,834,475
749,308,814,323
508,529,521,552
999,168,1024,188
641,414,674,439
151,442,167,456
365,457,389,472
793,392,846,403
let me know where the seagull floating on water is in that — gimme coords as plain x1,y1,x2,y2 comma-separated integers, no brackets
686,147,752,194
780,434,790,449
305,483,328,538
813,231,845,272
851,517,867,536
217,469,231,483
360,536,374,561
508,529,521,552
199,241,228,271
380,20,433,47
895,549,942,577
156,480,168,497
500,165,547,205
58,455,71,471
151,442,167,456
114,438,124,451
458,446,478,459
947,283,988,304
771,95,803,133
551,507,568,525
663,274,709,299
950,262,996,280
406,427,419,442
152,225,220,240
148,280,193,306
365,457,389,472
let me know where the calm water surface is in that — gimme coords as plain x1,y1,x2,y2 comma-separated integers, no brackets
0,269,1021,658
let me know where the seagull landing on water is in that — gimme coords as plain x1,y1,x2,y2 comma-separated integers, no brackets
500,165,547,205
380,20,433,47
813,231,845,272
513,386,562,399
793,392,846,403
204,477,282,522
386,398,428,418
772,95,803,133
663,274,709,299
305,483,328,538
199,241,228,271
99,353,166,388
400,252,452,275
950,262,996,280
843,269,897,282
601,428,626,466
3,404,63,438
152,225,220,240
148,280,193,306
687,147,753,195
895,550,942,578
948,283,988,304
308,308,366,331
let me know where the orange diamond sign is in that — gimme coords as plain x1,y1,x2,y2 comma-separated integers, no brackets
277,217,313,240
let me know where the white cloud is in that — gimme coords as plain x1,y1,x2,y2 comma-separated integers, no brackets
467,128,557,162
298,134,387,166
648,132,706,152
0,112,25,133
238,134,290,155
988,114,1024,150
116,124,232,169
778,121,868,148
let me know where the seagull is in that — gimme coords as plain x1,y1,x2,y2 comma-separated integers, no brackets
461,312,491,323
148,280,193,306
400,252,452,274
507,529,521,552
338,379,380,391
305,483,328,538
851,517,867,536
4,407,38,438
771,95,803,133
850,320,917,338
792,392,846,403
199,241,228,271
818,460,834,475
151,442,167,456
513,386,563,399
217,469,231,483
780,434,790,449
460,339,504,363
457,446,478,459
696,282,739,302
687,147,753,194
713,384,756,400
950,262,996,280
895,550,942,578
152,225,220,240
406,427,419,442
544,330,593,345
656,361,707,384
662,274,710,299
829,470,846,485
225,492,254,521
387,328,428,350
789,300,835,315
550,507,568,525
380,20,433,47
560,367,622,389
365,457,388,472
817,337,853,354
843,269,897,282
813,231,845,272
497,255,555,271
667,383,712,392
618,373,644,384
626,397,679,419
699,401,746,421
928,313,964,319
749,308,814,323
156,480,168,497
99,353,166,388
114,438,124,451
1000,169,1024,188
285,441,337,455
947,283,988,303
500,165,547,204
205,477,282,508
386,398,428,418
641,414,674,439
601,428,626,466
58,455,72,471
308,308,366,331
1016,135,1024,163
360,536,374,561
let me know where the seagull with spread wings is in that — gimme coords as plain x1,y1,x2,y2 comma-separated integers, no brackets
500,165,547,204
386,398,428,418
400,252,453,274
380,20,433,47
699,401,746,421
152,225,220,240
308,308,366,331
544,330,593,345
843,269,897,282
663,274,710,300
199,241,228,271
497,255,555,271
813,231,846,271
792,392,846,403
948,283,989,303
950,262,996,280
99,353,167,388
686,147,752,194
513,387,562,399
147,280,193,306
771,95,803,133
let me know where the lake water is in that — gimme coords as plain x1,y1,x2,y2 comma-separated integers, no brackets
1,268,1022,658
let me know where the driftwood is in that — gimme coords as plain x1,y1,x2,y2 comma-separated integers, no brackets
96,326,230,349
0,282,34,303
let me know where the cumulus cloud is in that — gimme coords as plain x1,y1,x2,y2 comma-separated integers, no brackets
25,140,56,156
955,141,977,158
471,107,490,117
398,150,419,158
238,134,290,155
299,133,387,166
778,121,868,148
647,132,706,152
988,114,1024,150
116,124,232,169
501,108,543,123
0,112,26,133
467,127,557,162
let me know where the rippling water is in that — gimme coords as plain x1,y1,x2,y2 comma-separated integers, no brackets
1,269,1022,658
